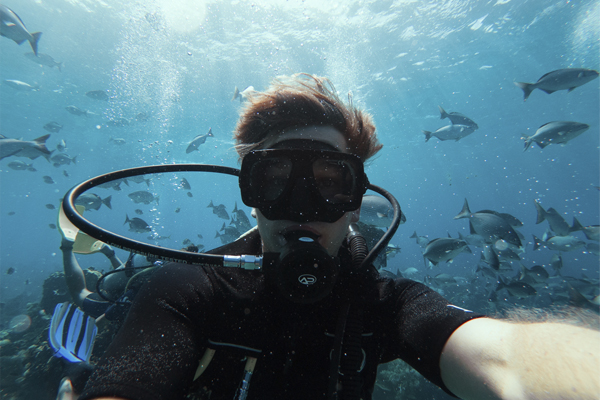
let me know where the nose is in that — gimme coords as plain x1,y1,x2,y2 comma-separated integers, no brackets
287,177,318,222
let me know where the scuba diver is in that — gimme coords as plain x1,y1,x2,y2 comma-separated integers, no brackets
75,74,597,400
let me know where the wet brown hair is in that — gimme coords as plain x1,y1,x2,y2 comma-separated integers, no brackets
233,73,382,161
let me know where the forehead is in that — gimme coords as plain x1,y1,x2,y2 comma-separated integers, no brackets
261,126,349,153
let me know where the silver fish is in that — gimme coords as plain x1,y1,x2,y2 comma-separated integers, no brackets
359,195,406,228
24,52,61,71
438,106,478,129
7,160,33,170
410,231,429,248
570,217,599,241
422,124,476,142
231,85,255,102
523,121,590,151
0,134,51,160
422,237,471,266
186,128,214,153
3,79,39,91
43,121,63,133
515,68,599,101
0,5,42,55
532,232,586,252
51,153,76,167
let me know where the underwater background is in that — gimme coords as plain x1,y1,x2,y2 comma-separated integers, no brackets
1,0,598,398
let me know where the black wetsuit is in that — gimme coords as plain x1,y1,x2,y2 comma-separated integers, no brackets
80,230,483,400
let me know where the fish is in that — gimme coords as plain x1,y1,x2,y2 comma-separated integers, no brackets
496,279,537,299
127,176,150,186
422,237,471,266
85,90,109,101
109,138,126,145
514,68,599,101
50,153,76,167
187,192,193,197
197,234,203,240
186,128,214,153
422,124,476,142
231,202,253,232
586,242,599,256
207,200,229,220
43,175,55,184
97,179,127,191
63,170,69,177
7,211,15,216
45,204,56,210
410,231,429,248
532,232,586,252
232,85,255,102
3,79,39,91
24,52,61,71
107,117,130,127
134,209,143,215
43,121,63,133
147,233,171,241
6,267,15,275
49,223,57,229
522,121,590,151
65,105,90,117
480,245,499,270
124,214,152,233
430,273,457,288
570,217,599,241
359,195,406,227
549,254,563,273
454,199,522,248
180,177,191,190
534,200,570,236
57,139,67,152
0,5,42,55
75,193,112,211
438,106,478,129
1,134,52,161
128,191,159,205
519,264,549,285
7,160,33,170
135,112,149,122
175,207,181,213
567,283,600,314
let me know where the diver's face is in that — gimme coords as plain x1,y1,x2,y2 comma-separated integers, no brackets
255,126,358,256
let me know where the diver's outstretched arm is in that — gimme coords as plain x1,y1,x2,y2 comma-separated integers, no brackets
99,244,122,269
440,317,600,400
60,239,92,307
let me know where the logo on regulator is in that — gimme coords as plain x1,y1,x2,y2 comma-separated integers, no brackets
298,274,317,286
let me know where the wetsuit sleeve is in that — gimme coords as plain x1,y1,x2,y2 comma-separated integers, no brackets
79,263,212,400
383,279,485,396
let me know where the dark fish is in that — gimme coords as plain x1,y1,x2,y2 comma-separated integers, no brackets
0,134,51,161
182,238,192,246
51,153,77,167
519,264,549,285
422,237,471,266
175,207,181,213
422,124,476,142
24,52,62,71
75,193,112,211
85,90,109,101
109,138,126,145
135,112,149,122
207,201,229,220
43,175,55,184
49,223,57,229
180,177,191,190
197,234,203,239
0,5,42,55
127,176,149,186
430,273,457,288
3,79,39,91
454,199,522,248
124,214,152,233
438,106,478,129
63,170,69,177
515,68,599,101
570,217,599,241
522,121,590,151
7,160,33,170
65,105,90,117
187,192,193,198
128,191,158,205
567,283,600,314
186,128,214,153
7,211,15,216
98,179,127,191
6,267,15,275
359,195,406,227
134,209,143,215
550,254,563,273
231,202,253,232
43,121,63,133
45,204,56,210
480,245,499,270
496,279,537,299
534,200,570,236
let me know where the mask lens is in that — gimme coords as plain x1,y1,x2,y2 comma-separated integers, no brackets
313,159,356,204
250,157,292,202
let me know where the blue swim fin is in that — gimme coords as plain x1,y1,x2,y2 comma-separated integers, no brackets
49,302,97,363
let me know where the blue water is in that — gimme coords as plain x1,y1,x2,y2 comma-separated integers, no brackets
0,0,598,394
